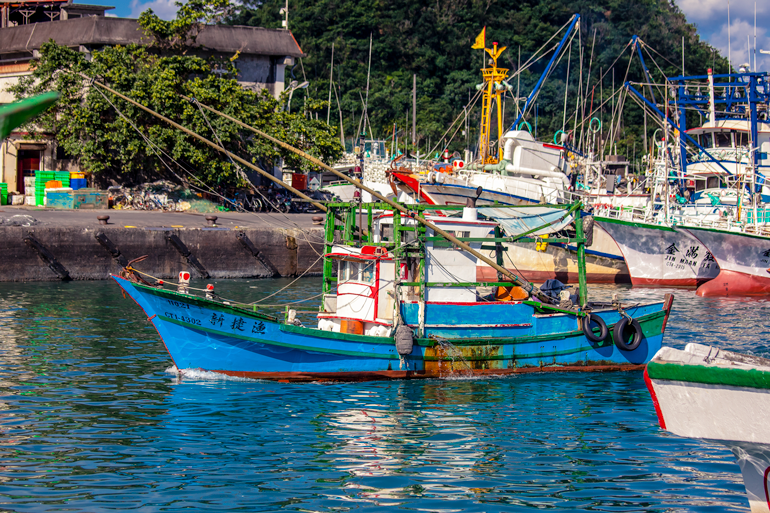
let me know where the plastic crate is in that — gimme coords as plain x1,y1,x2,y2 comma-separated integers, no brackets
70,178,87,190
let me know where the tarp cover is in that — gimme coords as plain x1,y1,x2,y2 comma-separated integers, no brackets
478,207,573,237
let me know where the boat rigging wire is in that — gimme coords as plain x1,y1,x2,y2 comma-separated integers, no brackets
183,95,564,306
82,73,327,258
91,80,320,238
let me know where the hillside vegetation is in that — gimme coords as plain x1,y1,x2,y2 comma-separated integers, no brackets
231,0,728,159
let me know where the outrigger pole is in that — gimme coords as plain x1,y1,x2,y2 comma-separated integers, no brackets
184,97,568,307
79,74,330,213
81,75,567,307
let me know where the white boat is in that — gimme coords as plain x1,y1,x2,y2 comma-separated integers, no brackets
394,130,568,207
646,343,770,512
595,214,719,287
681,223,770,296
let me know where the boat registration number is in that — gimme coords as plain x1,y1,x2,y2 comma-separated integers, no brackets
164,312,201,325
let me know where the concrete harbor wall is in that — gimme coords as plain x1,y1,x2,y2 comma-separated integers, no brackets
0,209,325,282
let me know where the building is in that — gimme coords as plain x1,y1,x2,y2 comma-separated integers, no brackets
0,0,304,194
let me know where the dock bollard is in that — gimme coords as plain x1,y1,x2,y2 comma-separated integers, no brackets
97,215,110,225
205,215,217,227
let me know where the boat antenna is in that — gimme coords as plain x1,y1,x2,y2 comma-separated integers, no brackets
333,79,345,147
728,1,732,72
412,73,417,149
360,33,373,137
327,42,334,124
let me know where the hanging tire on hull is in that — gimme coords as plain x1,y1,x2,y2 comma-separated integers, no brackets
582,313,608,342
613,317,643,351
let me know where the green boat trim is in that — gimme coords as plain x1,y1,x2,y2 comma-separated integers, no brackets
594,216,676,232
647,360,770,390
682,224,770,241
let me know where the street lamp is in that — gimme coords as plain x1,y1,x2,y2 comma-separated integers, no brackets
286,80,309,113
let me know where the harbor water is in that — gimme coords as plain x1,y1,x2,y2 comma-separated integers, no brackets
1,278,766,512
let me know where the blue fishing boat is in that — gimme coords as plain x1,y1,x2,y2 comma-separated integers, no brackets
114,201,674,381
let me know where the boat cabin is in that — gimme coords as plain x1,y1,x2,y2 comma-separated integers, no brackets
317,209,498,335
686,121,770,176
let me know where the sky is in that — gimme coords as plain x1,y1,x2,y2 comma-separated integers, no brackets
90,0,770,72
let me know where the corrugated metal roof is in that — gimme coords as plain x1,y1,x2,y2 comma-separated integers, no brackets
0,17,303,57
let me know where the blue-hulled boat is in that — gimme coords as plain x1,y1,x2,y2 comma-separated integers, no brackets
114,202,674,381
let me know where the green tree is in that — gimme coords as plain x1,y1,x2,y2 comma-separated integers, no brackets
9,0,343,189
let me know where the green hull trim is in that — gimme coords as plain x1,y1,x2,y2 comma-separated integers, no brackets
594,216,676,232
647,361,770,390
683,225,770,241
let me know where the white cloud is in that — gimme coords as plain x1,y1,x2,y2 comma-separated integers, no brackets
677,0,768,24
674,0,770,72
129,0,178,20
711,18,770,71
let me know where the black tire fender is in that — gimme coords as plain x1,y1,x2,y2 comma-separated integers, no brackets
582,313,608,342
613,317,643,351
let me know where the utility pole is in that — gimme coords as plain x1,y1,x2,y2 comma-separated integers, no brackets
412,74,417,150
279,0,288,30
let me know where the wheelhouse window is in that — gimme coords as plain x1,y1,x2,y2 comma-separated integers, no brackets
699,133,713,148
339,260,359,282
380,224,393,242
715,132,732,148
339,259,375,284
736,132,749,147
361,261,375,283
379,223,415,243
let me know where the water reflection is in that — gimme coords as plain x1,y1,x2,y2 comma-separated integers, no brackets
0,279,761,511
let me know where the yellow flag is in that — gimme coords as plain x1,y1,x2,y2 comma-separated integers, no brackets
471,27,485,50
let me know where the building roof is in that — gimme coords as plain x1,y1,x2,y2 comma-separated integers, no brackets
0,16,303,58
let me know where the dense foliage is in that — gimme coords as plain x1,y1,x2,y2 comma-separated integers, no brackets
231,0,729,159
11,0,343,188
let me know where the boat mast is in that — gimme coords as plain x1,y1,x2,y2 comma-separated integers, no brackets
476,38,510,165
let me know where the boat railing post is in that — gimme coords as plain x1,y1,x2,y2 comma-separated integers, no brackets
322,206,336,298
343,204,355,243
494,225,504,282
575,206,588,308
393,209,402,324
417,222,427,338
367,204,374,243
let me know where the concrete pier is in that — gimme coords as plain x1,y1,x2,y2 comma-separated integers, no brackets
0,207,325,282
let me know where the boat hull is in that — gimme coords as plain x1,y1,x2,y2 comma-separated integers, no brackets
646,344,770,512
596,217,719,287
683,227,770,296
114,275,671,381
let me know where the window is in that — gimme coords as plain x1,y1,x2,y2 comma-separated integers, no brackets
339,260,360,282
361,262,375,283
380,224,393,242
699,133,713,148
736,132,748,147
339,260,374,283
715,132,732,148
